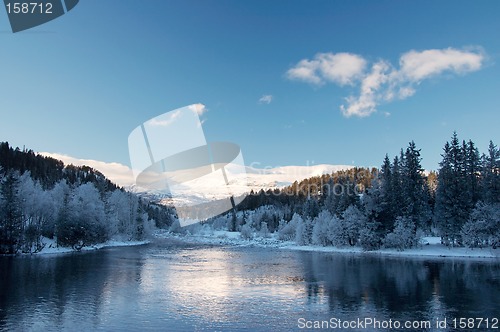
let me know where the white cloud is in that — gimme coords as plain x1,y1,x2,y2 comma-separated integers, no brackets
399,48,484,82
188,103,208,115
286,58,322,84
40,152,135,187
286,52,367,86
259,95,273,104
341,60,391,117
288,47,486,117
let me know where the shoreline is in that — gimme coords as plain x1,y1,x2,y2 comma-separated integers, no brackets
2,237,150,257
7,231,499,260
155,230,500,260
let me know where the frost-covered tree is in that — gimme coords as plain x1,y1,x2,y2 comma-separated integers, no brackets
106,189,140,240
295,216,313,246
312,210,333,246
383,217,417,251
278,213,301,241
240,223,254,240
259,221,270,238
326,215,348,247
461,202,500,248
42,179,70,238
342,205,365,246
57,182,107,248
321,206,365,247
17,172,46,252
358,220,381,251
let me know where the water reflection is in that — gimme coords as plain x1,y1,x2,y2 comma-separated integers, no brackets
1,251,111,330
1,241,499,331
299,252,500,327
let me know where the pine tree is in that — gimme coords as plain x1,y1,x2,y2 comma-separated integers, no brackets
303,197,320,219
464,140,481,205
0,171,23,254
379,155,394,229
482,141,500,204
379,154,397,232
434,133,470,246
390,155,403,220
400,141,432,231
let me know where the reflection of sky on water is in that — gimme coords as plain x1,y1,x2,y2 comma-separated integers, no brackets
1,243,499,331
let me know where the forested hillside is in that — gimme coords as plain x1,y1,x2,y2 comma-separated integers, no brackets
206,133,500,250
0,142,176,254
2,132,499,255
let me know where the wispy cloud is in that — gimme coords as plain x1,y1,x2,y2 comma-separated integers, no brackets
259,95,273,104
148,110,182,127
287,47,486,117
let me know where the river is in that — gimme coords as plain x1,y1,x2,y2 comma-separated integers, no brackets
1,239,499,331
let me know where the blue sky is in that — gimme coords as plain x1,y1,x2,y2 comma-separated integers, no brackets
1,0,499,172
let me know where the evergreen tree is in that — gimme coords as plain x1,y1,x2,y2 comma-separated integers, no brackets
303,197,319,219
400,141,432,230
434,133,470,245
0,171,23,254
464,140,481,205
366,155,396,234
390,155,403,220
481,141,500,204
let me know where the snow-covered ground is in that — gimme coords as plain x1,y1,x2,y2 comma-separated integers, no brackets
20,237,150,255
19,232,499,259
155,230,500,259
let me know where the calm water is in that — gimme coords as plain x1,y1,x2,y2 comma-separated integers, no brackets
1,239,499,331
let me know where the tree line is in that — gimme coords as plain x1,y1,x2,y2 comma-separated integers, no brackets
0,142,176,254
205,132,499,250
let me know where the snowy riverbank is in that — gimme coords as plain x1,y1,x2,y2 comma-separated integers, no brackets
16,237,150,256
155,230,500,259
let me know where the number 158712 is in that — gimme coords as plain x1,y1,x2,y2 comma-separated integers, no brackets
5,2,53,14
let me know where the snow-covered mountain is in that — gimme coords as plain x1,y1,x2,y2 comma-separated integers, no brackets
147,163,354,207
244,164,353,191
40,152,353,206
